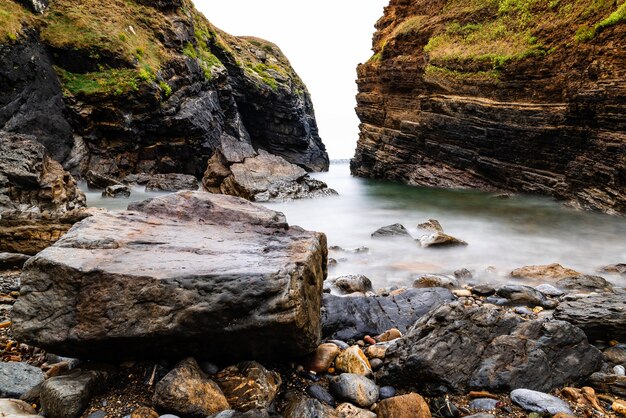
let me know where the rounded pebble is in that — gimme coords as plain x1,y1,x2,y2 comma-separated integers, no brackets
378,386,396,400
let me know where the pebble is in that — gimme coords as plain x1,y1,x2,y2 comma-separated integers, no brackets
453,289,472,298
431,397,460,418
510,389,573,415
306,384,335,407
328,340,350,350
335,346,372,376
376,393,431,418
329,373,379,408
299,370,320,382
535,284,564,297
378,386,396,400
604,344,626,365
614,365,626,376
364,344,386,359
464,415,495,418
305,343,340,373
469,398,499,411
364,336,376,345
369,358,383,371
613,399,626,415
375,328,402,342
158,415,180,418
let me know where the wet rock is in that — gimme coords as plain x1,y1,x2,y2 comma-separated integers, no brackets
85,170,121,189
376,393,431,418
102,184,131,198
454,268,472,280
588,373,626,397
431,397,460,418
371,223,412,238
364,344,387,359
418,231,467,248
510,389,573,415
283,394,339,418
322,288,454,341
305,343,341,373
375,328,402,342
495,285,557,308
336,402,377,418
40,369,109,418
329,373,379,408
0,399,38,417
604,345,626,365
306,384,335,407
325,275,373,295
130,406,159,418
556,275,614,292
601,264,626,275
417,219,443,232
469,398,498,411
215,361,281,411
378,303,602,394
144,173,198,192
379,386,396,400
0,252,31,270
553,292,626,341
153,358,229,417
471,284,496,296
510,263,580,280
369,358,383,371
535,284,564,297
335,346,372,376
413,274,459,289
12,192,326,361
0,362,44,398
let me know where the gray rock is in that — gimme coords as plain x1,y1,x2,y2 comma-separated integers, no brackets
371,224,412,239
12,192,326,361
306,384,335,407
324,275,373,295
0,362,44,398
454,268,472,280
600,263,626,275
102,184,131,198
145,173,198,192
554,292,626,341
614,365,625,376
208,410,280,418
535,283,564,297
469,398,498,411
370,358,383,371
378,303,603,394
0,253,31,270
214,361,281,411
413,274,459,289
0,399,39,417
283,394,339,418
418,231,467,248
471,284,495,296
556,275,614,292
159,415,181,418
589,372,626,397
329,373,379,408
510,389,573,415
378,386,396,400
495,285,557,308
40,369,109,418
322,288,454,341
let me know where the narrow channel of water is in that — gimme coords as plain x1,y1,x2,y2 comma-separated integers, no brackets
82,162,626,289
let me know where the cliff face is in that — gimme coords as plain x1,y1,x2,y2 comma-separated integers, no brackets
352,0,625,214
0,0,328,180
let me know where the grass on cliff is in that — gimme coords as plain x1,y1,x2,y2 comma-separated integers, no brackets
0,1,33,43
55,66,141,96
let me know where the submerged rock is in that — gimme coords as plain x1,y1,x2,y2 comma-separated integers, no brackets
371,223,412,238
510,264,580,280
12,191,327,361
601,264,626,275
413,274,459,289
418,231,467,248
378,303,602,394
554,293,626,341
85,170,120,190
102,184,131,198
417,219,444,232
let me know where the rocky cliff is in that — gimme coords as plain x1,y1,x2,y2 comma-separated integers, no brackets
0,0,328,182
352,0,625,214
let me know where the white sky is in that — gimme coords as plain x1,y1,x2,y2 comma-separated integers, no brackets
194,0,388,159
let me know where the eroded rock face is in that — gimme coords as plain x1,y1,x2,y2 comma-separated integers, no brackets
351,0,625,214
553,292,626,341
11,191,327,361
378,303,602,394
0,133,87,254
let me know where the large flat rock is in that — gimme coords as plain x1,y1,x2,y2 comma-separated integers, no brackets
12,191,327,361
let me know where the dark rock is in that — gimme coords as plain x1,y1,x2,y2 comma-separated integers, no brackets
321,287,454,341
0,133,88,255
153,358,229,417
588,372,626,397
324,275,373,295
378,386,396,400
377,303,603,394
0,362,44,398
604,345,626,365
471,284,496,296
371,223,412,238
464,415,495,418
601,264,626,275
0,252,31,270
144,174,198,192
40,369,109,418
431,397,460,418
329,373,379,408
510,389,573,415
418,232,467,248
12,192,327,361
413,274,459,289
535,284,564,297
369,358,383,371
306,384,335,407
199,361,220,375
556,275,614,292
495,285,557,308
102,184,131,199
0,399,38,417
469,398,498,411
85,170,121,189
214,361,281,411
283,394,339,418
513,306,534,316
454,268,472,280
553,292,626,341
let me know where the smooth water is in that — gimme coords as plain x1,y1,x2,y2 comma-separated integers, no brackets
82,162,626,289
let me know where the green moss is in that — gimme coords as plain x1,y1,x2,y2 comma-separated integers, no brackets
424,64,501,81
245,62,280,90
159,81,172,97
55,66,140,96
575,1,625,41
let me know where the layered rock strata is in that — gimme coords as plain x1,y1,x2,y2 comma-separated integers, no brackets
352,0,625,214
11,191,327,361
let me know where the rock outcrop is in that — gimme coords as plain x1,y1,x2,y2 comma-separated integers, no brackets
352,0,626,214
553,292,626,341
0,133,88,254
11,191,327,361
377,303,602,394
0,0,328,184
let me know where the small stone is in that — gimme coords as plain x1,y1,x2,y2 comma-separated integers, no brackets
369,359,383,371
378,386,396,400
199,361,220,375
305,343,341,373
364,336,376,345
335,346,372,376
364,344,387,359
40,369,109,418
102,184,131,198
0,399,38,417
130,407,159,418
306,384,335,407
510,389,573,415
336,402,377,418
375,328,402,342
453,289,472,298
471,284,496,296
454,268,472,280
299,370,320,382
326,275,374,295
371,224,412,239
86,411,106,418
329,373,379,408
418,232,467,248
214,361,281,411
376,393,431,418
414,274,459,289
535,284,565,297
469,398,499,411
464,415,495,418
0,362,45,398
614,365,625,376
514,306,534,315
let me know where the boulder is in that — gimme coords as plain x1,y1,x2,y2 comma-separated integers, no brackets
102,184,131,198
40,369,109,418
154,358,229,417
0,362,45,398
553,292,626,341
555,275,614,292
371,223,412,238
214,362,281,411
376,393,431,418
204,150,336,202
324,275,373,295
329,373,379,408
0,133,87,254
418,232,467,248
510,264,580,280
144,173,198,192
377,303,602,394
321,288,454,341
11,191,327,361
510,389,573,415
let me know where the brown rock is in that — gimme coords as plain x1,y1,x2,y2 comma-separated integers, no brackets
375,328,402,342
417,219,443,232
130,407,159,418
376,393,432,418
305,343,341,373
613,399,626,416
214,361,281,411
153,358,229,417
364,344,387,360
418,232,467,248
335,346,372,376
510,264,581,280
